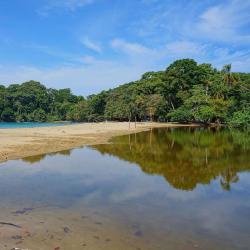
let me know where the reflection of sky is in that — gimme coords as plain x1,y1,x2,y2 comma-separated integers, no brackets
0,147,250,205
0,146,250,247
0,147,167,206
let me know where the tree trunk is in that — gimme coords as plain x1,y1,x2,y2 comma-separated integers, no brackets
170,99,175,110
205,83,208,96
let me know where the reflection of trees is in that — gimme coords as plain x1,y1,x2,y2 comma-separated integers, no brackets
22,154,47,164
220,166,239,191
22,149,72,164
91,128,250,191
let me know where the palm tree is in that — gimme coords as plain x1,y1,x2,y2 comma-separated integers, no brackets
220,166,239,191
222,64,234,88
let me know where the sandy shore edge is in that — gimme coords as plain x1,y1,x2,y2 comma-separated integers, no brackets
0,122,199,163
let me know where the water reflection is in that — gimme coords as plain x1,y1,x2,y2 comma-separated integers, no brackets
91,128,250,191
22,149,72,164
0,128,249,250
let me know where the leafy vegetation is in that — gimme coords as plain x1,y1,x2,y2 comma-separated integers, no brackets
0,81,83,122
92,128,250,191
0,59,249,128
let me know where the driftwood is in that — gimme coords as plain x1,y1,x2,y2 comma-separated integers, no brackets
0,221,22,228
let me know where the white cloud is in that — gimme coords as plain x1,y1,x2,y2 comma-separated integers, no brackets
111,39,154,55
56,0,94,11
24,44,80,62
211,48,250,71
196,0,250,43
38,0,94,15
111,38,207,61
0,59,150,96
80,37,102,53
233,57,250,72
2,38,249,98
165,41,207,56
134,0,250,45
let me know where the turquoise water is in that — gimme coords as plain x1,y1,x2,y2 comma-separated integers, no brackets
0,122,69,129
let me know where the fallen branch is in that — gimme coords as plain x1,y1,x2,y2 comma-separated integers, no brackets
0,222,22,228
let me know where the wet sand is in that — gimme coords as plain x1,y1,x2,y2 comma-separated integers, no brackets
0,206,152,250
0,122,197,163
0,205,212,250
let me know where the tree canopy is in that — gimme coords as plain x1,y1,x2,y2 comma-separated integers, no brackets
0,59,249,129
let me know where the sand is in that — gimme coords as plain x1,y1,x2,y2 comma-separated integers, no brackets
0,122,197,163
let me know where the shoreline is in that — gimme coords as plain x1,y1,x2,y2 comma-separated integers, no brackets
0,122,199,163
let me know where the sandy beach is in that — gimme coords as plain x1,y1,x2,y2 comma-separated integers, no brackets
0,122,197,163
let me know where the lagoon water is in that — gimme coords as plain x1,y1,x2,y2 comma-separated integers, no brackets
0,128,250,250
0,122,68,129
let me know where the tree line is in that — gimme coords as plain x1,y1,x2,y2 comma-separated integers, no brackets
92,128,250,191
0,59,249,129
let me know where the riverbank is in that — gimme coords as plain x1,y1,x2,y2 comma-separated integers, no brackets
0,122,199,163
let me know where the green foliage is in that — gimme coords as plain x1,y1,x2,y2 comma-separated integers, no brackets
229,109,250,129
0,59,249,128
1,107,15,121
66,101,88,122
0,81,82,122
32,109,47,122
169,85,231,124
169,106,192,122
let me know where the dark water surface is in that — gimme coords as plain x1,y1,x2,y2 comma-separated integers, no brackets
0,128,250,250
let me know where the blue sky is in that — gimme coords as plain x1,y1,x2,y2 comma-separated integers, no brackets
0,0,250,95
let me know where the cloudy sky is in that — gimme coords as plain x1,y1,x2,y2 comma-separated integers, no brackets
0,0,250,95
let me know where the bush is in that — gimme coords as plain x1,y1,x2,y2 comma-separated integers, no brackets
1,108,15,121
169,107,192,123
228,109,250,129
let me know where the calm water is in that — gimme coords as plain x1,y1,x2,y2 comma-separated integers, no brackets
0,128,250,250
0,122,69,129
